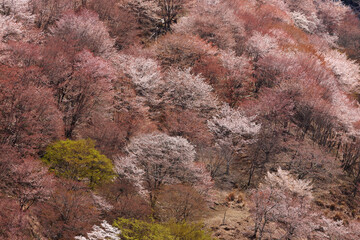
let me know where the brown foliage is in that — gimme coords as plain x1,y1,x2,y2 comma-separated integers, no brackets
96,179,151,221
88,0,140,49
36,180,99,240
38,38,114,138
0,144,53,216
192,55,226,85
162,108,213,146
226,192,236,202
155,184,206,222
0,196,31,240
153,33,217,70
30,0,79,30
336,12,360,60
0,65,63,154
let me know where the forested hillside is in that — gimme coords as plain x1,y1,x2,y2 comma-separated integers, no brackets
2,0,360,239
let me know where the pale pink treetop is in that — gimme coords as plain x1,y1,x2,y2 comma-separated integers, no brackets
247,31,279,59
115,133,212,197
208,104,260,151
52,9,115,58
162,68,218,112
323,50,360,92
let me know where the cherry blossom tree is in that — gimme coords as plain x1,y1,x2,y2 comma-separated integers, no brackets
247,32,279,60
51,9,115,58
115,133,212,209
290,11,320,34
161,69,218,114
40,45,114,138
275,0,316,17
323,49,360,92
0,15,23,42
208,105,260,175
0,145,52,212
0,0,34,23
317,0,350,35
75,220,121,240
119,55,163,103
316,217,350,240
250,168,314,239
120,57,218,118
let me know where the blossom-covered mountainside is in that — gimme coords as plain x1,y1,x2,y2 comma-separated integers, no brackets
2,0,360,239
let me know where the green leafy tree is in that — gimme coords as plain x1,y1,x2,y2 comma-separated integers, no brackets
42,139,115,187
166,221,214,240
113,218,215,240
113,218,173,240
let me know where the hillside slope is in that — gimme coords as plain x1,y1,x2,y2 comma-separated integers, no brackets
1,0,360,239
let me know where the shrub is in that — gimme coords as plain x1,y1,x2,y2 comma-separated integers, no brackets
113,218,214,240
166,221,214,240
113,218,173,240
42,139,115,187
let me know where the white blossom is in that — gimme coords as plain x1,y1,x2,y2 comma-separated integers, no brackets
318,217,349,239
75,220,121,240
247,32,279,59
251,168,314,239
290,11,320,34
162,69,218,113
0,0,34,23
125,56,163,97
52,10,115,58
115,133,211,198
265,167,313,200
208,105,260,149
0,14,23,41
331,88,360,134
323,50,360,92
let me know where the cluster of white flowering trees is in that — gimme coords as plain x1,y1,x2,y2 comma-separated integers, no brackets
115,133,212,209
122,56,218,111
2,0,360,238
250,168,360,240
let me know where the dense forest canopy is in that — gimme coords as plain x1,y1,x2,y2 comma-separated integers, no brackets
2,0,360,239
